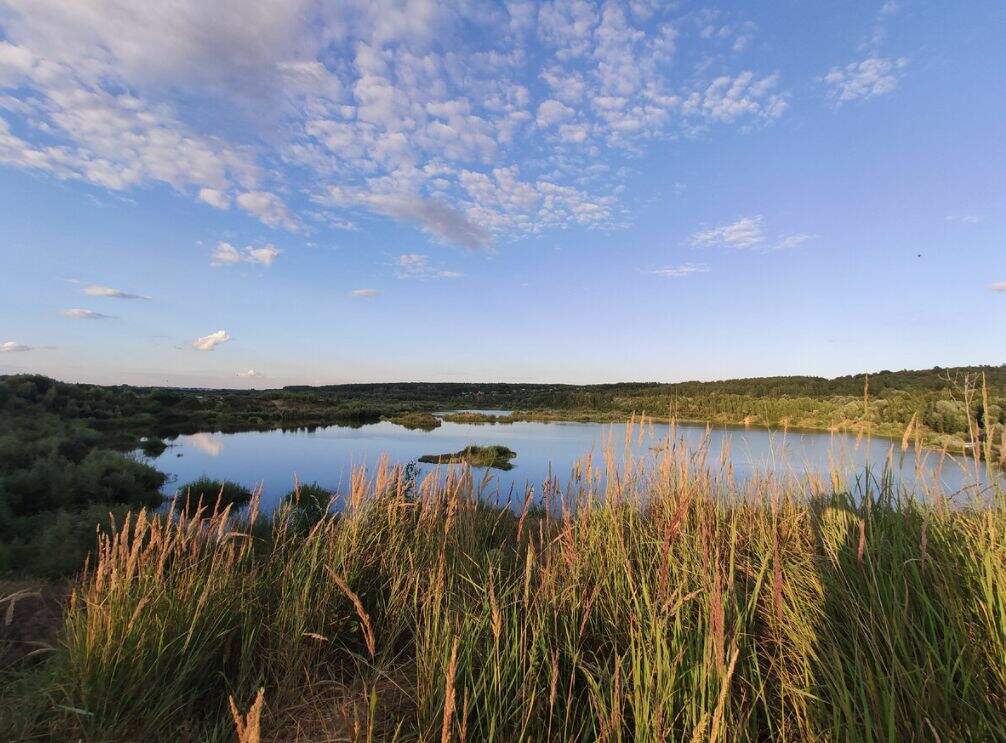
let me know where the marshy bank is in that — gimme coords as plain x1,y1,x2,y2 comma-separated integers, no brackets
2,438,1005,741
418,444,517,469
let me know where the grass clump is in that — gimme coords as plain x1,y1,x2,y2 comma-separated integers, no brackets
283,482,334,527
386,411,442,430
419,444,517,469
139,436,168,457
439,412,513,424
177,476,252,516
4,430,1005,741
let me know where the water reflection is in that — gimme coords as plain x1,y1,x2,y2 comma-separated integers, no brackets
145,418,1000,514
186,432,223,457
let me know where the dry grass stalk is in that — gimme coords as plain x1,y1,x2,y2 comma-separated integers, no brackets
230,687,265,743
441,635,460,743
327,568,376,658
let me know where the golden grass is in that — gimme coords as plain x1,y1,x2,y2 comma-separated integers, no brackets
3,425,1005,741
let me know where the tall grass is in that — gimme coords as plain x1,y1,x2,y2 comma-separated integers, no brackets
8,428,1006,741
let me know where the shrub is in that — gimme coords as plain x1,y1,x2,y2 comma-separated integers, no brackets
8,503,133,578
139,437,168,457
282,482,333,527
176,477,252,516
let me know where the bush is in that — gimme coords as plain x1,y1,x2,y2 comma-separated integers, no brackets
7,503,133,578
71,450,166,509
139,437,168,457
282,482,333,527
176,477,252,516
387,412,441,430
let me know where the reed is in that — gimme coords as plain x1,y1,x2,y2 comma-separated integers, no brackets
7,429,1006,741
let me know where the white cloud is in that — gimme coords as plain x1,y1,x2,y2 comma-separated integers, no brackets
690,216,766,249
1,341,32,352
946,214,981,224
211,241,280,267
773,233,815,251
245,245,280,266
824,57,908,103
198,188,231,209
650,262,710,278
395,253,462,279
236,191,299,231
323,189,492,250
237,369,262,378
84,284,150,299
60,308,115,319
0,1,793,246
349,288,380,297
540,67,587,104
211,242,242,265
690,217,813,252
360,193,491,250
192,330,230,351
681,72,787,124
536,99,574,127
0,70,258,194
991,282,1006,293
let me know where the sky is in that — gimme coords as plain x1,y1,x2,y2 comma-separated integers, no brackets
0,0,1003,388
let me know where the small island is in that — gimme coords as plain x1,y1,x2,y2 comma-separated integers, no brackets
418,444,517,470
439,411,514,424
386,412,442,430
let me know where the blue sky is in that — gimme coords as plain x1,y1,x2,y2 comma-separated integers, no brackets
0,0,1003,387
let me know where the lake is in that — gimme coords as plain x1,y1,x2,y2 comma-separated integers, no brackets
142,413,998,512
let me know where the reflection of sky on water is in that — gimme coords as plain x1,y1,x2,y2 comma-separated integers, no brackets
186,432,223,457
147,419,999,514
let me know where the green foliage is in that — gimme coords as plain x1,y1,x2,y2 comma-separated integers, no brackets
176,477,252,516
0,378,168,576
139,437,168,457
439,412,510,424
5,503,133,578
419,444,517,469
386,411,441,430
282,482,333,527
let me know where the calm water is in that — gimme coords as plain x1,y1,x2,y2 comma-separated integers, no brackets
142,415,997,512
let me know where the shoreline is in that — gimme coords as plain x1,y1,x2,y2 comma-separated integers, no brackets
436,409,974,456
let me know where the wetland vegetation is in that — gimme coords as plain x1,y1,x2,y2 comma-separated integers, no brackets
386,411,442,430
418,444,517,469
2,366,1004,577
1,367,1005,739
2,445,1005,741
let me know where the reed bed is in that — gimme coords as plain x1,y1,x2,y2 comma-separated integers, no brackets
4,427,1006,741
